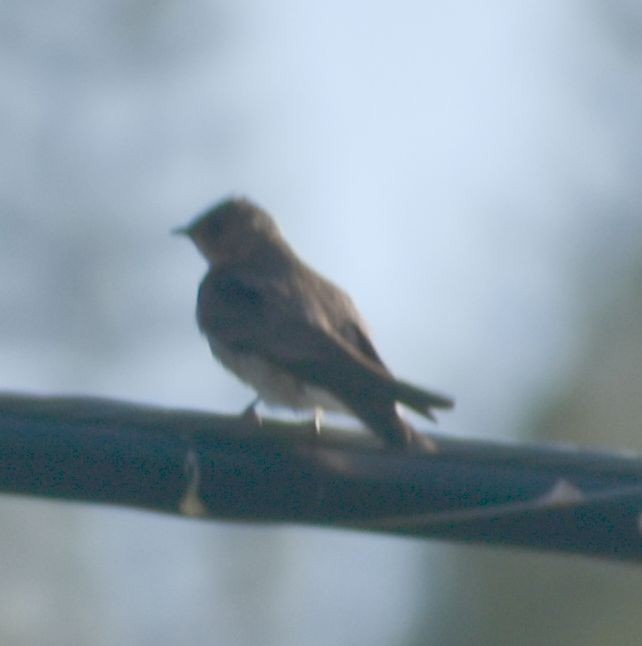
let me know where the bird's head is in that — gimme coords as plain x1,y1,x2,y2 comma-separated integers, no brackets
174,198,283,265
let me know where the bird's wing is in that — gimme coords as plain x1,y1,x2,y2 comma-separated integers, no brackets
303,269,391,369
198,271,453,415
338,319,386,366
308,275,454,412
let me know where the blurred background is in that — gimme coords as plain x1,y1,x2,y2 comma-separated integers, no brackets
2,1,642,644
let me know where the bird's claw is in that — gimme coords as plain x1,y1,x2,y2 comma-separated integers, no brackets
240,397,262,427
312,407,323,438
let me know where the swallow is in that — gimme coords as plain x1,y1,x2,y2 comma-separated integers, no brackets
175,198,453,449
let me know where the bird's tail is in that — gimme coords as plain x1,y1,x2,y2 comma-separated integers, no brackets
352,400,437,451
391,378,454,421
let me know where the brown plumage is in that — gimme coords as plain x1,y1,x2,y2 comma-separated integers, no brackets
175,197,453,449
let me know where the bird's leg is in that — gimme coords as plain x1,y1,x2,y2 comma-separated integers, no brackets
312,407,324,437
240,396,262,427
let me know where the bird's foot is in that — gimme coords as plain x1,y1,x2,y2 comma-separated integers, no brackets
240,397,263,427
311,407,324,438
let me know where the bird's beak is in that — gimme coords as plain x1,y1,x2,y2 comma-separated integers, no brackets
171,225,190,236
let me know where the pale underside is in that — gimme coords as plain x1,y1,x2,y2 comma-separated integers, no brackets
209,336,348,412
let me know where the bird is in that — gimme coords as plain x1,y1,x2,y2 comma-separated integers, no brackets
174,197,453,449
